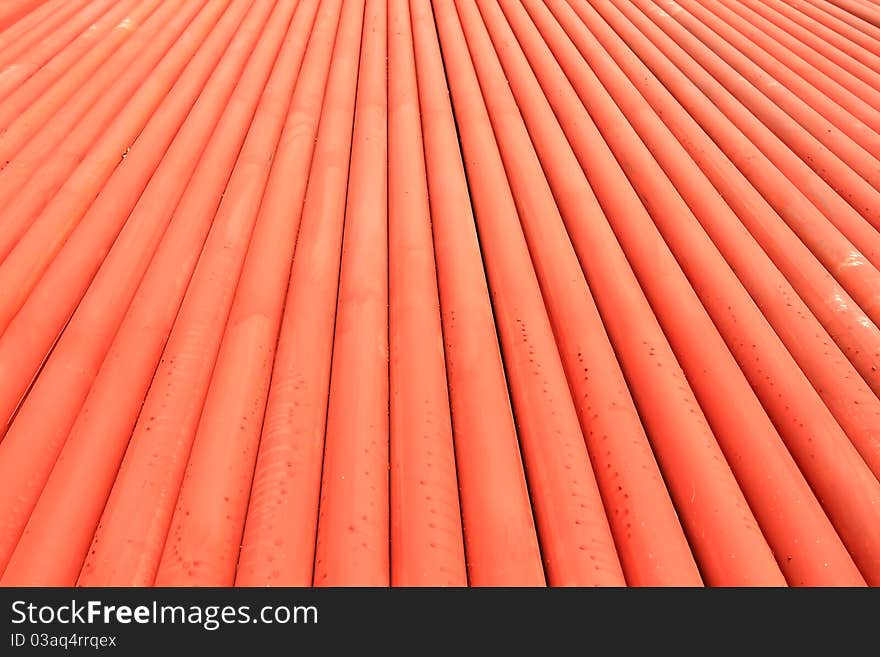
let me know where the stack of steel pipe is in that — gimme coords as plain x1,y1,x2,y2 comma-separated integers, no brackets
0,0,878,587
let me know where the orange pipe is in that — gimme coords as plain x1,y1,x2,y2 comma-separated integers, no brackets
705,0,880,115
0,0,96,69
0,0,53,33
0,0,229,326
644,0,880,189
666,0,880,145
75,5,315,588
700,0,880,77
0,0,204,208
387,0,467,587
0,0,279,583
582,0,880,369
0,0,234,432
799,0,880,48
0,0,145,106
503,0,786,587
458,0,699,587
233,0,366,587
559,0,880,478
226,0,346,587
70,0,312,587
0,0,245,473
0,0,66,51
153,0,343,588
409,0,545,586
765,0,880,59
313,0,389,587
516,0,845,585
0,0,166,141
535,0,878,584
728,0,880,108
825,0,880,27
0,1,303,586
501,0,786,586
703,0,880,237
626,0,880,210
432,0,626,587
536,1,878,585
0,0,876,589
